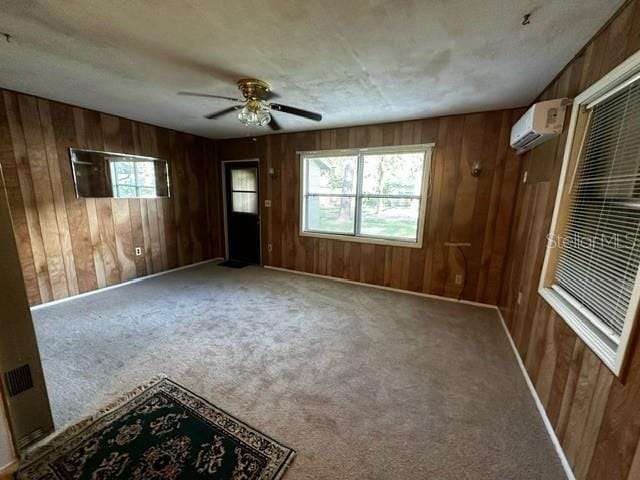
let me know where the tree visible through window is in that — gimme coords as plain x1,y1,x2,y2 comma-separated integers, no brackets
109,160,158,198
301,146,431,245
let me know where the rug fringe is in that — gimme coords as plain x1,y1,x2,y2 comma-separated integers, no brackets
20,375,168,464
274,451,297,480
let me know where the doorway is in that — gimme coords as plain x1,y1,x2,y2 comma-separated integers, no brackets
222,160,261,264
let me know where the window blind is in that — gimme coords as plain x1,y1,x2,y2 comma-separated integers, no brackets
554,76,640,341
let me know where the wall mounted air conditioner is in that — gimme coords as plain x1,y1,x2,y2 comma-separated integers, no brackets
510,99,569,154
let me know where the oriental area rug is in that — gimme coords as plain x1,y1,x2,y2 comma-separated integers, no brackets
18,377,295,480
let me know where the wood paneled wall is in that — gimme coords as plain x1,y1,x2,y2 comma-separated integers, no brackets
218,108,523,304
499,1,640,479
0,90,223,306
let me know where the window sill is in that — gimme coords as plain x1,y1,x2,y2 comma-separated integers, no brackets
538,286,620,375
299,230,423,249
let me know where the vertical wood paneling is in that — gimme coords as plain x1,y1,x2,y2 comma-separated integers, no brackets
51,103,98,294
217,107,523,303
38,99,79,296
84,109,121,286
10,94,59,302
101,114,136,282
85,197,107,288
73,107,108,289
498,2,640,478
0,89,222,306
156,129,179,269
0,92,41,304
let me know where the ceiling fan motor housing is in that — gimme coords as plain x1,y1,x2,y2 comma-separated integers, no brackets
237,79,271,101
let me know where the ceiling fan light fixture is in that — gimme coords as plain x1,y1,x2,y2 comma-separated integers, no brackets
180,78,322,128
238,101,271,127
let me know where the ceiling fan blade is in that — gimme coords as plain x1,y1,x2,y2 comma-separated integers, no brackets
268,115,282,131
178,91,244,103
205,106,241,119
269,103,322,121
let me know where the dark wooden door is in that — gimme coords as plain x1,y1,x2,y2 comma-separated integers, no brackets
225,161,261,264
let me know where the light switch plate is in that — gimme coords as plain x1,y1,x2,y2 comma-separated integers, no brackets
265,200,272,208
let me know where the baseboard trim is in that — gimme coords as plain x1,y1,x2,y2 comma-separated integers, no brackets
495,307,576,480
0,459,18,477
31,258,224,311
263,265,496,309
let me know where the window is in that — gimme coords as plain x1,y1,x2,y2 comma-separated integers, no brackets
231,167,259,214
70,149,169,199
300,145,433,247
540,51,640,375
108,159,164,198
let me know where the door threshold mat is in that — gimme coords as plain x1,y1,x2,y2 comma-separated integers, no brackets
19,377,295,480
218,260,250,268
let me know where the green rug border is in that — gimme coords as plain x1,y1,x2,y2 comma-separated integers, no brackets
19,376,296,480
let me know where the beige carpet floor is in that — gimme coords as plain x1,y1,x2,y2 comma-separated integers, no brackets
32,261,565,479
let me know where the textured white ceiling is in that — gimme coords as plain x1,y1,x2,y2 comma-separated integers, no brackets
0,0,624,139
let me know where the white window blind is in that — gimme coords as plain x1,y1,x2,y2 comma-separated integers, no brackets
553,75,640,343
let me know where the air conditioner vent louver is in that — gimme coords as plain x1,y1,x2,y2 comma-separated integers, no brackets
5,364,34,397
518,132,542,149
17,427,46,449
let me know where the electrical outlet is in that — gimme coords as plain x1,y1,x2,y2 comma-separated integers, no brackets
135,247,142,256
265,199,272,208
455,274,463,285
267,243,273,252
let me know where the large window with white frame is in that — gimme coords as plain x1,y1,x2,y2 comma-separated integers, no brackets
539,51,640,376
300,145,433,248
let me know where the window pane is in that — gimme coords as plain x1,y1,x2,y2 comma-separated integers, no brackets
137,186,157,197
232,192,258,214
111,161,135,186
554,78,640,338
306,196,355,234
306,156,358,195
362,152,425,196
232,168,257,192
79,151,168,199
114,185,137,198
359,197,420,240
134,161,157,187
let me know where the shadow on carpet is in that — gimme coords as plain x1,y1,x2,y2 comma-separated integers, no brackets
218,260,250,269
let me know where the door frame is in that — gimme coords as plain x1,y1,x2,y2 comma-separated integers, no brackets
221,158,262,264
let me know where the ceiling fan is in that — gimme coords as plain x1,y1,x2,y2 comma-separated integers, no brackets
178,79,322,131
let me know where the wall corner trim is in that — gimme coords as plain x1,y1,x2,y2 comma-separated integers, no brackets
496,307,576,480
